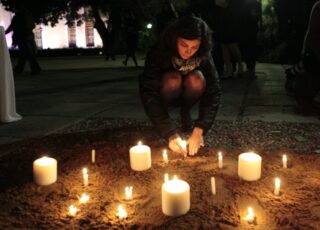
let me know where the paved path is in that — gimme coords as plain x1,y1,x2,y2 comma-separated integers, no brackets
0,56,319,146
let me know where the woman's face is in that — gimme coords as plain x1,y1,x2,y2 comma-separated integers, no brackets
176,37,201,60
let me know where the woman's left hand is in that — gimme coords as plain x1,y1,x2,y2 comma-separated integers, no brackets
187,127,204,156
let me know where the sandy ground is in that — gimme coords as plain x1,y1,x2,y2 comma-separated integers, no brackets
0,119,320,230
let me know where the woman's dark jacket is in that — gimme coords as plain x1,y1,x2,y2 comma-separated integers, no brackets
139,45,221,140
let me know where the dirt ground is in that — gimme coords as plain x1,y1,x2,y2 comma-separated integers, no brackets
0,119,320,230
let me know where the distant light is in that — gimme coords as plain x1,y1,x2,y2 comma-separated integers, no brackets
146,23,152,29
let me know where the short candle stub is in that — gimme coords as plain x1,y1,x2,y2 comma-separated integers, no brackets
218,152,223,169
117,205,128,219
282,154,287,168
244,207,256,224
162,149,168,164
274,177,281,196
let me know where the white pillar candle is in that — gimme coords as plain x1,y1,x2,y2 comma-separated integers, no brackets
211,177,216,195
162,149,168,164
282,155,287,168
274,177,281,196
125,186,133,201
244,207,255,224
82,168,89,186
218,152,223,169
238,152,262,181
129,141,151,171
33,156,57,186
91,149,95,164
162,175,190,216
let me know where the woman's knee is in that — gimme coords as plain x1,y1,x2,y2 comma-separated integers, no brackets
184,70,206,92
161,71,182,92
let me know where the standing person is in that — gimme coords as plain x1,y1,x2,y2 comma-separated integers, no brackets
0,26,22,123
215,0,244,78
139,16,221,156
156,0,178,37
239,0,262,78
122,12,140,67
5,6,41,75
288,1,320,115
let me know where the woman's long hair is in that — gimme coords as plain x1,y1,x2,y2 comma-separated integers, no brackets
160,16,213,61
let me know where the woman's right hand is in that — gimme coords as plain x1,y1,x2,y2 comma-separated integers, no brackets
168,134,188,156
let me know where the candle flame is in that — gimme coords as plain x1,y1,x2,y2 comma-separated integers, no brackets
69,205,78,216
82,167,88,175
117,204,127,219
179,139,187,149
79,193,90,204
125,186,133,200
163,150,168,163
275,177,281,188
138,141,142,145
173,175,178,180
218,152,222,157
164,173,169,182
244,206,255,223
282,155,287,161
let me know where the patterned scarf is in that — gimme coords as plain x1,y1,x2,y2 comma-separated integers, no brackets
172,56,202,75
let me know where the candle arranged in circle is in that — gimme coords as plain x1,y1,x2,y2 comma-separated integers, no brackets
117,204,128,219
83,168,89,186
218,152,223,169
211,177,216,195
129,141,152,171
125,186,133,201
91,149,95,164
162,149,168,164
274,177,281,196
178,138,187,157
244,206,255,224
79,193,90,204
238,152,262,181
68,205,78,216
33,156,57,186
282,154,287,168
162,175,190,216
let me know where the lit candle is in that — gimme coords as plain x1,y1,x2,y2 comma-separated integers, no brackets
162,149,168,164
164,173,169,183
218,152,223,169
79,193,90,204
244,207,255,223
129,141,152,171
33,156,57,186
274,177,281,196
117,204,127,219
238,152,262,181
92,149,95,164
282,155,287,168
82,168,89,186
68,205,78,216
125,186,133,201
178,138,188,157
162,175,190,216
211,177,216,195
